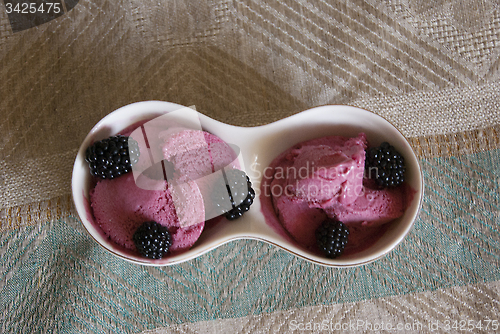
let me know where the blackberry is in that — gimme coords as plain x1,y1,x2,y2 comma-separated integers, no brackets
316,219,349,259
220,169,255,220
365,142,406,187
133,221,172,259
85,135,140,179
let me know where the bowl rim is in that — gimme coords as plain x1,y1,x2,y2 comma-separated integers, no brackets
72,101,424,267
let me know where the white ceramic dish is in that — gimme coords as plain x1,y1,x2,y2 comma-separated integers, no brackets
72,101,423,267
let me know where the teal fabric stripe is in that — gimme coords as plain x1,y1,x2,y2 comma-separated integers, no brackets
2,149,500,333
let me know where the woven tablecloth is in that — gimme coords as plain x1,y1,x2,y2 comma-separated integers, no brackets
1,0,500,333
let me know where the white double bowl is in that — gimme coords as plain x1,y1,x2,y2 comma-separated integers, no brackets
72,101,424,267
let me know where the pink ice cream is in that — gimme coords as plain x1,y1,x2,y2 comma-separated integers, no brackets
89,120,238,256
90,173,204,253
261,133,409,255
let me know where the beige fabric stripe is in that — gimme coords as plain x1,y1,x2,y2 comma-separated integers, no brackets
307,0,453,89
358,0,479,84
141,280,500,333
232,0,477,98
0,194,74,232
408,125,500,159
0,149,77,209
352,82,500,138
234,1,375,98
